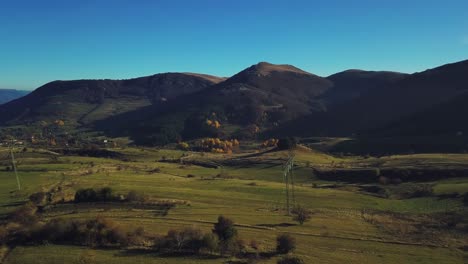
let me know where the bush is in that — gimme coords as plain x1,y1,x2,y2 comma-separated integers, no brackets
75,187,117,203
412,184,433,197
9,202,38,224
78,250,96,264
213,215,237,242
379,176,389,185
98,187,114,201
276,234,296,254
177,142,190,150
124,226,146,246
75,188,97,203
291,206,312,225
277,137,298,150
0,226,8,244
277,256,304,264
126,190,146,203
165,227,205,253
219,238,246,257
249,239,260,250
21,217,130,247
29,192,48,206
201,233,218,253
155,227,221,254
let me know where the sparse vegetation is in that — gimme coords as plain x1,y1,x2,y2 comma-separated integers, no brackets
291,206,312,225
277,256,304,264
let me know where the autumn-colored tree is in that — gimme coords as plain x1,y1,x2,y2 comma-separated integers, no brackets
199,138,239,153
177,142,190,150
54,119,65,126
262,138,279,148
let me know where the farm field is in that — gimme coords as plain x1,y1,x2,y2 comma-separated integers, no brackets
0,146,467,264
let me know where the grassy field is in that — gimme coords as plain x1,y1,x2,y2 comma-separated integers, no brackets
0,146,467,263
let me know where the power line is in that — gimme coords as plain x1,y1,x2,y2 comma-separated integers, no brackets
283,149,296,215
9,142,21,191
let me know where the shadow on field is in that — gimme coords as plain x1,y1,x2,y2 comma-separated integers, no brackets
116,249,222,260
1,201,24,208
257,222,296,228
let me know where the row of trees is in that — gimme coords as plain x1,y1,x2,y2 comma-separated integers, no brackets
198,138,240,153
1,209,304,263
155,215,301,259
262,138,279,148
74,188,149,203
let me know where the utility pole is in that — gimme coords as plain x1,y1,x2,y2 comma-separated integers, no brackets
283,150,296,215
9,141,21,191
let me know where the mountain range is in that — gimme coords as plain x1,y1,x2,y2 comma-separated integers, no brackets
1,59,467,151
0,89,29,105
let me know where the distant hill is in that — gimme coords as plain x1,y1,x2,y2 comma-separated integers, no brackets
323,70,407,106
330,59,468,135
0,73,224,126
270,60,468,138
0,89,29,105
94,62,335,144
368,90,468,137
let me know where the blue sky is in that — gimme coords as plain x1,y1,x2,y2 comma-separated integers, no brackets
1,0,467,90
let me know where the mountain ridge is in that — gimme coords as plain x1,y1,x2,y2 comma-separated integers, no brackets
1,59,468,149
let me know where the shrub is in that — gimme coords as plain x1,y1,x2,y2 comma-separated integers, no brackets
78,250,96,264
0,226,8,244
277,256,304,264
74,188,97,203
412,184,433,197
124,226,146,246
276,234,296,254
126,190,146,203
154,227,222,255
9,202,38,224
98,187,114,201
163,227,206,253
79,217,127,247
23,217,130,247
291,206,312,225
177,142,190,150
36,218,74,243
277,137,298,150
202,233,218,253
219,238,246,257
249,239,260,250
379,176,389,185
75,187,119,203
29,192,48,206
213,215,237,242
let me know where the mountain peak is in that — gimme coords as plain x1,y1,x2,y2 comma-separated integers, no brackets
250,62,313,76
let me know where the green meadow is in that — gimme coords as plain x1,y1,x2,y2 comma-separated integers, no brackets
0,146,467,264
